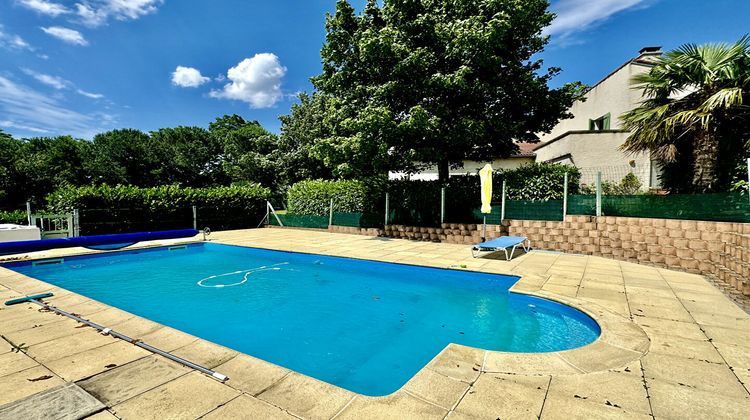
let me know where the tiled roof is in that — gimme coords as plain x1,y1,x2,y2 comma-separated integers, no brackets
511,141,537,157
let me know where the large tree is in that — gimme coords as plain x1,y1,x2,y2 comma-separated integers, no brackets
209,115,279,188
276,93,333,187
85,129,156,186
312,0,581,181
621,36,750,192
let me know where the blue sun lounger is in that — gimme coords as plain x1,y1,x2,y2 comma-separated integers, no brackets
471,236,530,260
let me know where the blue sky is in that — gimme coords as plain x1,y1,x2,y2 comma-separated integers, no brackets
0,0,749,139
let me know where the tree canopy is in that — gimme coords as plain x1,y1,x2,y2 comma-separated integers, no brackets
311,0,582,181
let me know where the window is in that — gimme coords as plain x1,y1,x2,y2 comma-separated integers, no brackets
589,113,611,131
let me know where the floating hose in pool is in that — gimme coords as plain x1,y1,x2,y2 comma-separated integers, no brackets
197,262,289,288
4,293,228,382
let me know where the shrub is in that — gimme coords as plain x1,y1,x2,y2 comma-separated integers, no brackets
580,172,643,195
499,163,580,201
287,179,369,215
47,184,270,234
0,210,27,224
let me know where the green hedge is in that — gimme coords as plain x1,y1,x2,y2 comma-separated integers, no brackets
0,210,27,224
47,184,270,234
287,179,369,215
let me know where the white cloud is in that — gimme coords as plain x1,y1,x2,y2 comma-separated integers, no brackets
546,0,650,41
22,68,70,89
210,53,287,109
41,26,89,45
17,0,70,17
0,26,33,51
75,0,164,27
171,66,210,88
76,89,104,99
0,75,114,138
22,68,104,100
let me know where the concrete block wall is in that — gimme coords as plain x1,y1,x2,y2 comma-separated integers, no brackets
331,216,749,298
505,216,749,298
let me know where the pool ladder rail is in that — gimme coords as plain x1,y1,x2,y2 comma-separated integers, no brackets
4,293,228,382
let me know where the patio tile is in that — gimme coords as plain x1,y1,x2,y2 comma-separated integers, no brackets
336,393,447,420
629,302,693,323
169,339,237,369
545,370,650,414
483,351,582,375
0,382,105,420
45,341,150,381
202,394,296,419
111,371,239,420
0,365,65,406
701,325,750,348
689,311,750,329
134,327,197,352
641,353,747,398
258,372,355,420
0,349,39,377
648,334,724,363
427,344,484,383
452,373,548,419
77,355,191,406
27,330,119,363
540,391,652,419
214,353,290,396
402,367,470,410
559,340,642,373
634,316,705,341
2,317,83,346
647,377,750,420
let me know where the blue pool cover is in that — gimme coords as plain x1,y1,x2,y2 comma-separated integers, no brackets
0,229,198,255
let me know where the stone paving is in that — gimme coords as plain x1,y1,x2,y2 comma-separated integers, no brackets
0,228,747,419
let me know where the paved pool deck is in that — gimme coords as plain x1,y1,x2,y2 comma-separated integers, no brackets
0,228,748,419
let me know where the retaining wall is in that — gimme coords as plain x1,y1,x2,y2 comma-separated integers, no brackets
327,216,750,299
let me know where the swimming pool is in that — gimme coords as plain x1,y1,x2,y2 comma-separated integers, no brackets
4,243,600,395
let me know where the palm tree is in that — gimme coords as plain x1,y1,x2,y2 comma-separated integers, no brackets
621,36,750,192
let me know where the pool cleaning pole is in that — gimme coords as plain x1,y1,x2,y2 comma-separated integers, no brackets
5,294,228,382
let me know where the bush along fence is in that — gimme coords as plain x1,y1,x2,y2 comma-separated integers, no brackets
43,184,271,235
269,163,750,231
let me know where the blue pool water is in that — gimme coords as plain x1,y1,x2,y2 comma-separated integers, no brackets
4,243,599,395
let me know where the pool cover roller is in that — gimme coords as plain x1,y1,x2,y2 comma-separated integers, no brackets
0,229,199,256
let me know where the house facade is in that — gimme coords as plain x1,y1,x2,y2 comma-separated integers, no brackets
533,47,664,189
388,142,536,180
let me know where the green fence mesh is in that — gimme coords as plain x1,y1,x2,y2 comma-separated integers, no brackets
269,213,329,229
331,212,384,228
568,195,597,216
598,193,750,222
568,193,750,222
505,199,564,221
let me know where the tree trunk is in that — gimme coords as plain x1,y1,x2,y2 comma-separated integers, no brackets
692,129,718,192
437,159,449,184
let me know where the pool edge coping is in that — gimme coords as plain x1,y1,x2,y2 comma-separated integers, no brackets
0,235,650,416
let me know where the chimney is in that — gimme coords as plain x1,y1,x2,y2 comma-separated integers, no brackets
637,46,662,63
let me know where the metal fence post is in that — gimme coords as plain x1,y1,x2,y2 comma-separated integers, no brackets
73,209,80,237
501,181,506,222
563,172,568,222
747,157,750,204
192,205,197,230
329,198,334,227
440,187,445,224
26,201,32,225
384,193,390,226
596,172,602,217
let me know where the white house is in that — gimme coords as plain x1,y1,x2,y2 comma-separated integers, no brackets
533,47,664,188
388,141,536,180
